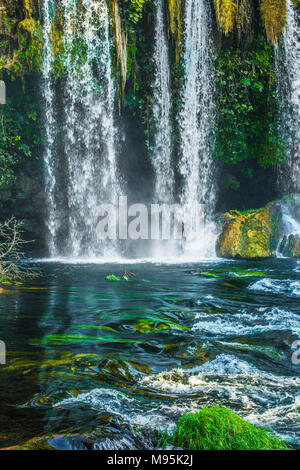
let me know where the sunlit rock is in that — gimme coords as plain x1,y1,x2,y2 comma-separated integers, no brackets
216,206,278,259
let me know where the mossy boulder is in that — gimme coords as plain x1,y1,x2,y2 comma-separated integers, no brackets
216,205,279,259
170,407,288,450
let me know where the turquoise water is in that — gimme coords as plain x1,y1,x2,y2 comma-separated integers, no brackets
0,259,299,449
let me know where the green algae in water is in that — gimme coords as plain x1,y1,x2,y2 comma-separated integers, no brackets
105,274,123,282
133,319,190,333
105,274,151,283
73,324,119,333
200,268,273,279
169,407,289,450
28,334,142,346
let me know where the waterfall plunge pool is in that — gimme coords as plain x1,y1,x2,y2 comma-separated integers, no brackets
0,258,299,449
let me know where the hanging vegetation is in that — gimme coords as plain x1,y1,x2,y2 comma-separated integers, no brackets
213,0,237,35
260,0,287,43
236,0,253,39
215,36,283,173
213,0,287,43
111,0,128,94
167,0,182,62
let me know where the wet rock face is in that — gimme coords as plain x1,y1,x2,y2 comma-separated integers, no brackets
216,206,278,259
281,234,300,258
216,194,300,260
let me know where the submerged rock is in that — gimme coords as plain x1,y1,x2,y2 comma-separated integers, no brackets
1,417,154,450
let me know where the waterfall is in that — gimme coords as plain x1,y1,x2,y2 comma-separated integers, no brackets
41,0,122,258
275,0,300,194
41,0,57,255
178,0,216,256
152,0,174,204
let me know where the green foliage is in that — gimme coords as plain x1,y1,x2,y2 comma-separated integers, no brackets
16,23,42,72
215,36,284,171
170,407,289,450
126,0,148,23
0,1,43,74
0,78,40,187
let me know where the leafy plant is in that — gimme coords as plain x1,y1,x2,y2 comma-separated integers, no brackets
214,36,284,173
0,78,40,187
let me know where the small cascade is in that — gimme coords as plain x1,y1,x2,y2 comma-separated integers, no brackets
281,204,300,236
152,0,174,204
276,198,300,257
275,0,300,194
41,0,122,258
178,0,216,257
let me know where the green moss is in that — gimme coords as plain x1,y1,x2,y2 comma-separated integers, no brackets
170,407,289,450
216,205,277,259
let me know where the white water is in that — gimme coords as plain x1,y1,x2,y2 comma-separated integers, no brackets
275,0,300,193
41,0,218,262
62,0,122,257
41,0,57,256
42,0,122,258
152,0,173,204
281,203,300,236
178,0,216,257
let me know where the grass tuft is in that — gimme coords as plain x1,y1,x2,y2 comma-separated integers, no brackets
170,407,289,450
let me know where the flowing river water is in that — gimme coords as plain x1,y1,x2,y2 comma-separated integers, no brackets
0,259,299,449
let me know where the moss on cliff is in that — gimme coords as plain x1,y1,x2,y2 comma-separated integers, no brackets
0,0,42,75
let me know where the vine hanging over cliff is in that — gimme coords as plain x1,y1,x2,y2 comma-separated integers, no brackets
212,0,287,43
167,0,182,63
260,0,287,43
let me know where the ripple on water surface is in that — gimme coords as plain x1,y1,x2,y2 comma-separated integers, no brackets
0,260,299,449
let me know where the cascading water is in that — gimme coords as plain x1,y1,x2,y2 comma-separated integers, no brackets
149,0,178,259
41,0,216,262
275,0,300,194
178,0,216,257
42,0,122,258
41,0,57,256
152,0,173,204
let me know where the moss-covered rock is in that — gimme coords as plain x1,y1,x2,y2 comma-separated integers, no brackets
216,205,278,259
170,406,288,450
216,195,300,259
